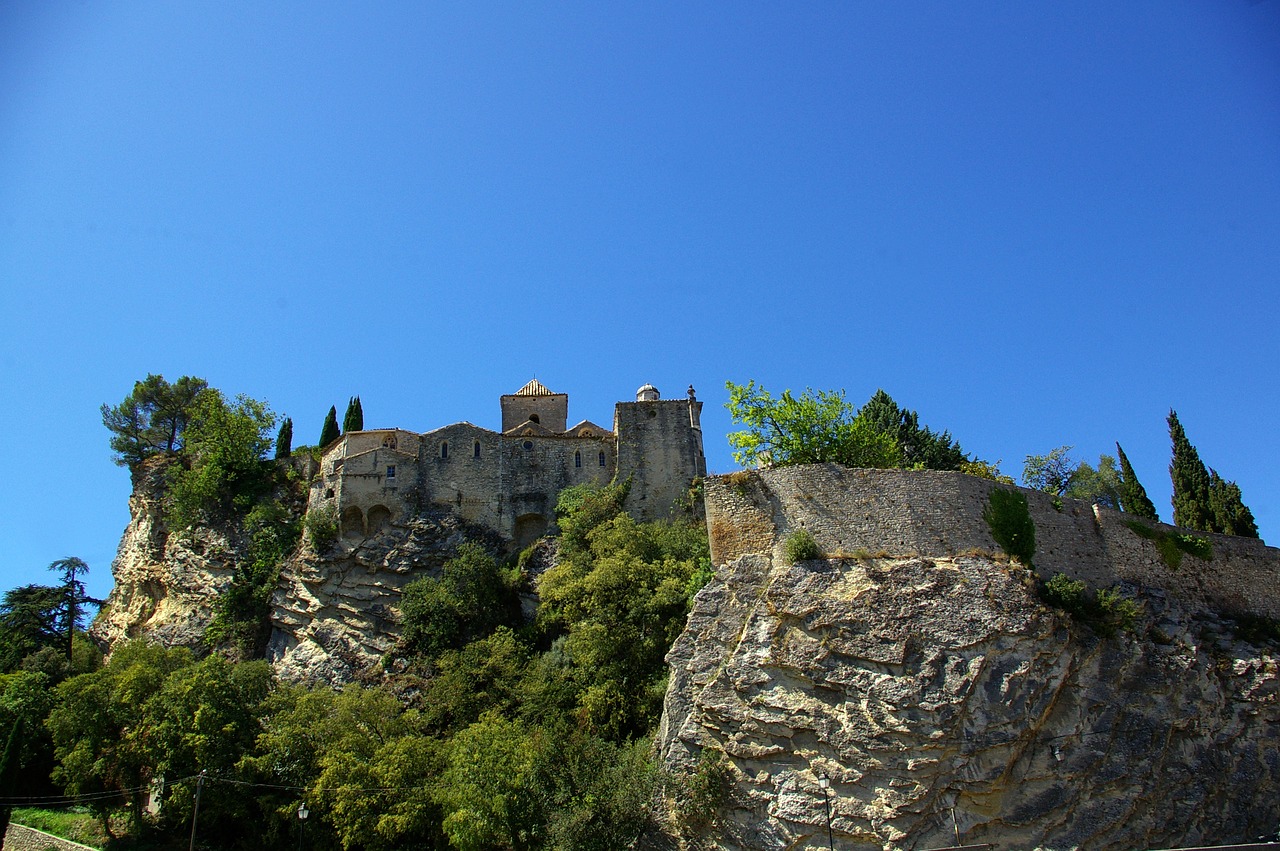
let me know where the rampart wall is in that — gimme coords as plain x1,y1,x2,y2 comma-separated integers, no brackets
3,824,98,851
705,464,1280,620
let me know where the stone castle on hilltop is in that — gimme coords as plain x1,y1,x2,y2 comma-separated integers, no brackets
308,380,707,547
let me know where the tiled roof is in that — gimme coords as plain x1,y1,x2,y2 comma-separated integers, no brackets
514,378,555,396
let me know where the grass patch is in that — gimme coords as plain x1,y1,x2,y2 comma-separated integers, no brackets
1124,520,1212,571
725,469,755,495
784,529,823,563
983,488,1036,565
1039,573,1141,638
11,807,111,848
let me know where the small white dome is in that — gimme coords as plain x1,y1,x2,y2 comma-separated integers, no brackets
636,384,660,401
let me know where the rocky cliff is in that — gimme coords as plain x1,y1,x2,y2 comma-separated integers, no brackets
659,467,1280,850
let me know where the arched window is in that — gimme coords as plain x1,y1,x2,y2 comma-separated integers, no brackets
473,440,481,458
440,442,449,460
574,451,581,468
529,414,540,424
598,451,606,467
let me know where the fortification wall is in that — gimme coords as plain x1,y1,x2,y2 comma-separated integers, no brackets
4,824,98,851
705,464,1280,619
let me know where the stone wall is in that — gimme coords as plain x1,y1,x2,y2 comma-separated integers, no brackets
4,823,98,851
616,397,706,522
705,464,1280,619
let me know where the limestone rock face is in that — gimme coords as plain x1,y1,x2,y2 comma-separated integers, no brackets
267,511,504,685
90,458,243,652
659,552,1280,850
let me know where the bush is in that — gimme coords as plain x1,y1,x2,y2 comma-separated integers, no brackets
1039,573,1140,637
1124,520,1212,571
983,488,1036,565
304,506,338,552
671,748,731,839
784,529,823,563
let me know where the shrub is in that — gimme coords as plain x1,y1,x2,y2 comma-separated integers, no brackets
304,506,338,553
784,529,823,563
671,748,731,839
983,488,1036,565
1039,573,1141,637
1124,520,1212,571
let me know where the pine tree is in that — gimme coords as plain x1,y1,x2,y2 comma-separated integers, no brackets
1115,442,1158,521
274,417,293,460
343,396,364,432
1208,470,1259,538
319,406,340,448
1168,410,1214,532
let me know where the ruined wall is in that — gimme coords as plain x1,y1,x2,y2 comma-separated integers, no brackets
615,398,706,522
705,464,1280,620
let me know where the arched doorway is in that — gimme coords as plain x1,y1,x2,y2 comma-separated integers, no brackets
514,513,548,548
341,506,365,538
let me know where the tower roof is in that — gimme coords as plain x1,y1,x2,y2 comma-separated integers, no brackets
513,378,556,396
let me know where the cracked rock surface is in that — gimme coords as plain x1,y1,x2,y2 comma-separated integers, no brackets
659,552,1280,851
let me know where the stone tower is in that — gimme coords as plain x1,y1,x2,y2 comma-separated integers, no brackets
615,384,706,521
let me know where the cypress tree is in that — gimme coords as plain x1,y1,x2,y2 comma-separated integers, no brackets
1167,410,1214,532
274,417,293,460
343,396,364,432
319,406,340,448
1208,470,1259,538
1115,442,1158,521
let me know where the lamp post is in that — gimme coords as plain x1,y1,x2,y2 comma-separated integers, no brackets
297,803,309,851
818,774,833,851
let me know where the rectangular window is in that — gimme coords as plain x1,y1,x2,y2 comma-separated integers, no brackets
386,465,396,480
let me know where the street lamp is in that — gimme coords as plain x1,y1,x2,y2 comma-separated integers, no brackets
817,774,833,851
297,803,309,851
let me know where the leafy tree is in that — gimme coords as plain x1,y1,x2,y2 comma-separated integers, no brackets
400,543,520,660
0,671,57,840
857,389,966,470
1116,442,1159,521
1065,455,1121,509
438,713,545,851
422,628,529,733
166,389,275,528
319,405,341,447
1208,470,1259,538
274,417,293,460
1022,446,1078,496
1168,410,1215,532
205,500,301,657
101,374,208,466
343,396,364,432
725,380,900,469
958,459,1015,484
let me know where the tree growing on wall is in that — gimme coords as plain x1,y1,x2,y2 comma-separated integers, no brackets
1168,410,1216,532
725,380,900,469
274,417,293,460
319,406,340,448
343,396,364,432
1116,443,1159,521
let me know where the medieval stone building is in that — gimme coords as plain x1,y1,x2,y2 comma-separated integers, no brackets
308,380,706,547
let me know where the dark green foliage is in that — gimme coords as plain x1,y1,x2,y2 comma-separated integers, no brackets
857,389,967,470
0,585,64,673
47,557,92,663
983,488,1036,565
304,505,339,552
671,748,731,839
101,374,208,467
1023,447,1122,509
342,396,364,432
1022,446,1078,496
1225,613,1280,648
784,528,823,563
400,543,521,660
555,479,631,552
274,417,293,460
206,501,301,658
165,390,276,529
1116,442,1159,521
1123,519,1212,571
1168,410,1215,532
1207,470,1259,538
1039,574,1140,637
319,405,340,447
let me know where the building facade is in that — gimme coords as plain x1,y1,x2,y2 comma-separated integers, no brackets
308,380,706,547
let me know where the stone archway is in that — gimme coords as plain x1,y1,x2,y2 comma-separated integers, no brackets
367,504,392,535
514,513,548,549
341,506,365,538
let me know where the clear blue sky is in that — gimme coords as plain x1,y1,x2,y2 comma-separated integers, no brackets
2,3,1277,603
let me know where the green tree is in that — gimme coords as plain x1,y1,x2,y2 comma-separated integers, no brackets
0,671,57,840
319,405,341,447
0,585,63,672
400,543,520,660
857,389,966,470
205,500,301,657
1116,442,1159,521
274,417,293,460
1022,446,1078,496
101,374,208,466
343,396,364,432
1065,455,1121,509
1168,410,1214,532
1208,470,1259,538
48,557,93,663
438,713,545,851
166,389,276,528
725,380,900,469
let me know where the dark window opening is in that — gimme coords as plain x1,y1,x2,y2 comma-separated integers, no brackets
574,451,581,468
474,441,481,458
529,414,540,423
598,452,606,467
386,465,396,479
441,442,449,459
523,440,534,450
